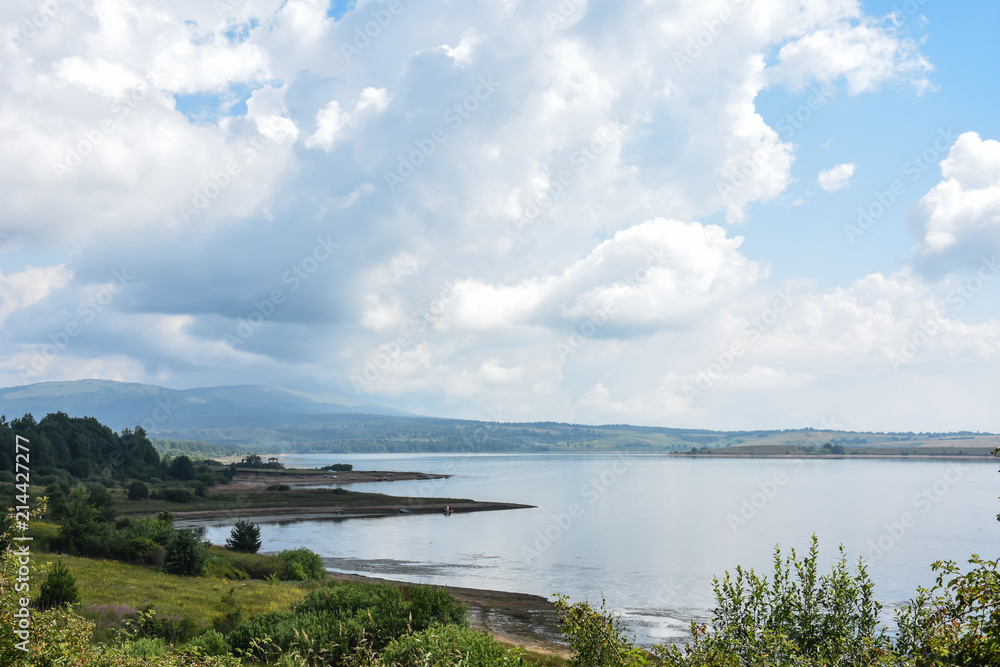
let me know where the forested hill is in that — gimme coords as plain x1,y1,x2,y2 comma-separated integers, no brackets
0,412,161,482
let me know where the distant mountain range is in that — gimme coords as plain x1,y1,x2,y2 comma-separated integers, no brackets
0,379,408,432
2,380,997,456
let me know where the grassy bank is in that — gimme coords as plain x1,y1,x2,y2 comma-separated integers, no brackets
47,550,567,664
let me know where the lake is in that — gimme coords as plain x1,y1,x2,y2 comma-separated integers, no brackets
193,453,1000,645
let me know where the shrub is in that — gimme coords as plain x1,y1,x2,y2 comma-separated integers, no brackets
188,629,230,656
226,520,262,554
379,624,529,667
122,637,168,658
211,548,283,580
128,537,166,567
157,488,196,503
266,483,291,491
277,547,325,580
408,585,467,629
205,554,250,580
896,554,1000,666
36,560,80,610
163,528,207,576
189,480,208,497
127,481,150,500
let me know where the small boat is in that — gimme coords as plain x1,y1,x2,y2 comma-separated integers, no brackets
399,508,410,514
443,505,453,516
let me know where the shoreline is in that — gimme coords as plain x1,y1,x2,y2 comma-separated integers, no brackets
318,569,569,658
172,500,535,523
670,453,997,461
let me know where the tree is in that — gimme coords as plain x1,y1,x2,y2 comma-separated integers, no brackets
226,520,262,554
36,561,80,610
128,480,150,501
163,528,207,576
169,455,196,481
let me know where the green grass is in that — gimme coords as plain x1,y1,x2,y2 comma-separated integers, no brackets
52,553,312,625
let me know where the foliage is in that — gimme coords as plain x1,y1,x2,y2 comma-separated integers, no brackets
375,623,529,666
406,585,467,629
0,412,161,484
188,629,231,656
169,455,197,481
320,463,353,472
227,581,468,663
896,554,1000,666
553,596,649,667
36,560,80,610
276,547,326,580
163,528,207,576
205,554,250,580
127,481,150,501
209,546,284,580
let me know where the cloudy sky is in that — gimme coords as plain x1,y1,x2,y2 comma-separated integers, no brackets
2,0,999,432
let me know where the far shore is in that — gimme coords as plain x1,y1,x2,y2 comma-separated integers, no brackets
670,452,997,461
172,500,535,524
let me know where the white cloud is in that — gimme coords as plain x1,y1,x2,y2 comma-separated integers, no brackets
913,132,1000,262
818,162,856,192
0,265,73,326
306,87,391,150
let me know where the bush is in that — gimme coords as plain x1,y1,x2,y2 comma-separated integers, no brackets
163,529,207,576
408,585,467,629
204,554,250,580
226,520,262,554
157,488,196,503
188,629,230,656
896,554,1000,666
210,548,283,580
379,624,528,667
128,537,166,567
651,536,893,666
127,481,150,501
276,547,325,581
35,560,80,610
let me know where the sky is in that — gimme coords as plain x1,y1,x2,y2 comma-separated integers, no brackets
2,0,999,432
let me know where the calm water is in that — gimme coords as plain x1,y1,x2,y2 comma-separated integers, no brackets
193,453,1000,645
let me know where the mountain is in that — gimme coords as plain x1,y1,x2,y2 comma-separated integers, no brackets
0,379,409,433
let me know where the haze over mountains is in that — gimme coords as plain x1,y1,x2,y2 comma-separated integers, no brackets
0,379,407,432
1,380,997,457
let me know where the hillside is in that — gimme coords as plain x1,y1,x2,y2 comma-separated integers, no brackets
2,380,997,456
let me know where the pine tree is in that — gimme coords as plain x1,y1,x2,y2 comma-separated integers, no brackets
36,561,80,610
226,520,262,554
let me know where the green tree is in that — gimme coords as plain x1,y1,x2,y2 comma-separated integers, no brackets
225,519,262,554
36,560,80,610
163,528,207,576
169,455,196,481
128,480,149,500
